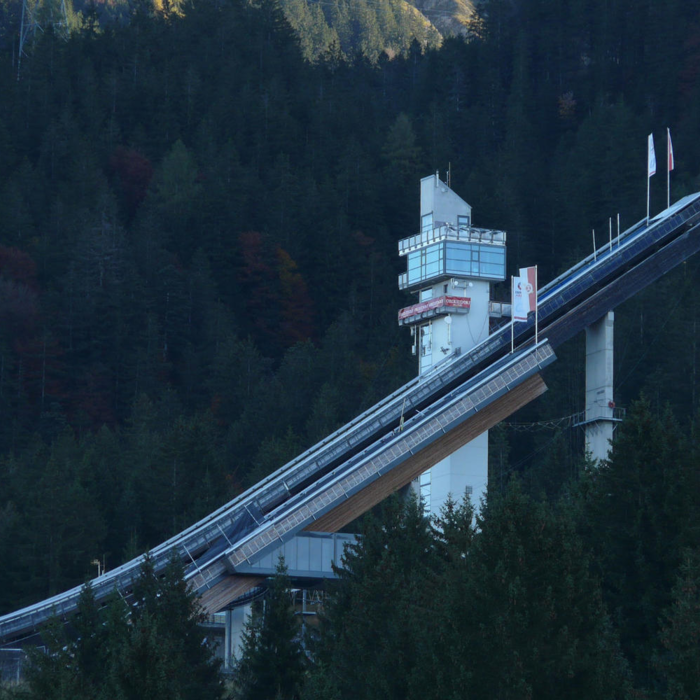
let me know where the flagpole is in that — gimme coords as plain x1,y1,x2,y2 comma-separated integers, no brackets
511,276,514,354
667,132,670,209
667,127,673,210
647,170,650,223
535,266,538,345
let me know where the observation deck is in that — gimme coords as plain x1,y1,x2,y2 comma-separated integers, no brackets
398,224,507,290
398,224,506,255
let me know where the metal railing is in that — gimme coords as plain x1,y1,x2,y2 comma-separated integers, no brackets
572,406,626,427
398,224,506,255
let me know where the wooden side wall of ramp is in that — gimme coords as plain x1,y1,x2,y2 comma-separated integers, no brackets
199,575,264,615
199,373,546,614
305,373,547,533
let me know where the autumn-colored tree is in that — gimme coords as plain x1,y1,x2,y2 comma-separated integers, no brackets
109,146,154,219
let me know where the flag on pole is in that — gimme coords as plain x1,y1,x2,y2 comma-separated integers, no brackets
648,133,657,177
512,267,537,322
668,128,674,172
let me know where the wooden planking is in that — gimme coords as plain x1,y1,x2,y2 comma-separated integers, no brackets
198,575,264,615
196,373,546,613
304,373,547,534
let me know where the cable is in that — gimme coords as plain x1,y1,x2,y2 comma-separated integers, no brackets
503,412,581,432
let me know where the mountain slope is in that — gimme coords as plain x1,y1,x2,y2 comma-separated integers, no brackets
280,0,444,62
407,0,475,38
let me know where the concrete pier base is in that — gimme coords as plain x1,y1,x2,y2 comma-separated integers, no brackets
583,311,616,462
224,604,251,669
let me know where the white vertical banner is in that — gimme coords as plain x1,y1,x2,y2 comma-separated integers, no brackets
513,267,536,322
512,273,526,322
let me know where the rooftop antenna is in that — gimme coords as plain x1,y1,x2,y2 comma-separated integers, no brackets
18,0,70,80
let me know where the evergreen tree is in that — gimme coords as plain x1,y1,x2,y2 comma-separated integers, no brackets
108,554,223,700
20,554,223,700
580,397,694,687
655,549,700,700
437,481,630,699
310,495,437,700
234,557,307,700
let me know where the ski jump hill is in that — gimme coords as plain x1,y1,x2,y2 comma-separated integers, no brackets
3,192,700,648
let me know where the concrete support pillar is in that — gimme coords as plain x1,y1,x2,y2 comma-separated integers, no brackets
224,604,251,669
428,433,487,515
584,311,615,462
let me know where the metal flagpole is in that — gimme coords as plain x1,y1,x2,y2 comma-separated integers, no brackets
511,276,514,353
609,218,612,251
667,133,670,209
647,133,656,222
535,266,538,345
667,128,673,210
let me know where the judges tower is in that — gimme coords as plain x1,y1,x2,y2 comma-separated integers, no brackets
398,174,506,514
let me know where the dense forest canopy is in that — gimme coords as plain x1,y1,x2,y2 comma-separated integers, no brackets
0,2,700,693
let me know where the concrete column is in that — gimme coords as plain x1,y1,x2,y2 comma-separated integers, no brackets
584,311,615,462
429,433,487,514
224,604,251,669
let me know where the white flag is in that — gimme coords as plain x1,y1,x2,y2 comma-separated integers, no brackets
512,267,537,322
668,128,674,172
648,133,657,177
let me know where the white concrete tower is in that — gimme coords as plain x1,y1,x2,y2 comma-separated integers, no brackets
398,174,506,515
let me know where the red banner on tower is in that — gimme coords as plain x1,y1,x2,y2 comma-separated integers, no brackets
398,295,471,320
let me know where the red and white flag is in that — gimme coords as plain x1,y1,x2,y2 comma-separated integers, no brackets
512,266,537,322
648,133,657,177
668,128,674,172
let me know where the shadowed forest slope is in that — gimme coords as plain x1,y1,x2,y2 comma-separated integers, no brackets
0,0,699,628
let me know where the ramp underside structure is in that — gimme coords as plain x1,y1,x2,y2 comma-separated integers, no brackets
3,192,700,646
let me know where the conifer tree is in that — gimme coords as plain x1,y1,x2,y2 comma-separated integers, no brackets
311,494,437,700
434,482,630,700
656,549,700,700
21,554,223,700
234,557,307,700
581,397,691,685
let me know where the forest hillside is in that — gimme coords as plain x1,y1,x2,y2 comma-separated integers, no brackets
0,3,699,694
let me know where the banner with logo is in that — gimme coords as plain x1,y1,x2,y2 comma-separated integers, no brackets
512,267,537,322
